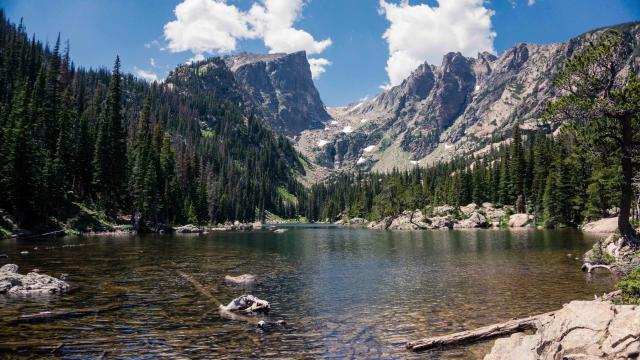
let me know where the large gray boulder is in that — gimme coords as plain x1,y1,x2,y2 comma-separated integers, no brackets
454,211,488,228
387,210,429,230
582,217,618,234
429,215,454,229
0,264,70,295
460,203,478,217
508,213,531,227
220,295,270,314
484,300,640,360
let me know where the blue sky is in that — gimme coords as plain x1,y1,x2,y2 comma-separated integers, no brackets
2,0,639,106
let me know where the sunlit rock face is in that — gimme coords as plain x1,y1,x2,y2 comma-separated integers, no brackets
166,51,330,136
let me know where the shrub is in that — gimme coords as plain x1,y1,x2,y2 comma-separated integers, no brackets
615,268,640,305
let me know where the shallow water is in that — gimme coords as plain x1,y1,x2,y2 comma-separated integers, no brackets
0,228,614,359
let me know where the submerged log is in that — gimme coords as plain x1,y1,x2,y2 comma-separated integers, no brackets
406,311,555,352
13,303,137,323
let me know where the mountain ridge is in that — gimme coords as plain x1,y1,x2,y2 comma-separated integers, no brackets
293,21,640,179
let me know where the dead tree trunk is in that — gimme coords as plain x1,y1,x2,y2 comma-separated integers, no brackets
406,311,555,352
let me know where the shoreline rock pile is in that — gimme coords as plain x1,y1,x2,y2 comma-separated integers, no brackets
341,203,533,230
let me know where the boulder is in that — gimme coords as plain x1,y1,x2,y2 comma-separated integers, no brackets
460,203,478,217
225,274,257,286
0,264,18,273
220,294,270,314
175,224,202,234
333,219,345,225
0,264,70,296
484,300,640,360
348,217,366,226
273,228,288,233
433,205,455,216
582,217,618,234
387,211,429,230
454,211,488,228
508,213,531,227
429,216,453,229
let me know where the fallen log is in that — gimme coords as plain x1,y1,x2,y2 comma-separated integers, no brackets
406,311,555,352
581,263,613,273
13,303,138,324
176,270,222,307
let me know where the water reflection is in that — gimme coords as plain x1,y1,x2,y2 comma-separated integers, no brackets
0,229,613,358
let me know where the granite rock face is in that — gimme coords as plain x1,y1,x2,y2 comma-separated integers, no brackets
485,300,640,360
166,51,329,135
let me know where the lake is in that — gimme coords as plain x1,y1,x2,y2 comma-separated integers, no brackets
0,228,614,359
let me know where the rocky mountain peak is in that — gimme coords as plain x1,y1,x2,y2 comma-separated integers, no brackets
294,22,640,180
166,51,329,136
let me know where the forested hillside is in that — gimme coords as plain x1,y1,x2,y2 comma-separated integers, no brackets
0,13,305,232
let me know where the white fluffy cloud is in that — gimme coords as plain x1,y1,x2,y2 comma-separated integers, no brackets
164,0,332,77
308,58,331,79
134,67,159,82
379,0,496,87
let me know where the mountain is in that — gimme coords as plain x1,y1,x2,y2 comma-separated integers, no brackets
295,22,640,177
166,51,330,135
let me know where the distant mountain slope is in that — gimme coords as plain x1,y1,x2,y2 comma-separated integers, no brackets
296,22,640,176
166,51,330,135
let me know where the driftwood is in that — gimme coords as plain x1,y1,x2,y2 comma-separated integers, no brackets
581,263,613,273
406,311,555,352
13,303,137,324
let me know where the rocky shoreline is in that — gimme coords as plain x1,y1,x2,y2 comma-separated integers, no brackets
336,202,533,230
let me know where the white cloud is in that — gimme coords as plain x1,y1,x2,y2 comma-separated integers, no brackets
379,0,496,86
527,0,535,5
150,58,158,68
164,0,252,54
164,0,332,77
308,58,331,79
134,67,159,82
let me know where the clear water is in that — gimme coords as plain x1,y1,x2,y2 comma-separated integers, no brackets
0,228,614,359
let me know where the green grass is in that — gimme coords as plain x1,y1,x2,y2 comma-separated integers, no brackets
616,268,640,305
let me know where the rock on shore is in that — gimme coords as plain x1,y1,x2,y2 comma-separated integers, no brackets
0,264,69,295
485,300,640,360
582,217,619,234
508,213,532,228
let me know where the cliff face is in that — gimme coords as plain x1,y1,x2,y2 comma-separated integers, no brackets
295,22,640,176
166,51,330,135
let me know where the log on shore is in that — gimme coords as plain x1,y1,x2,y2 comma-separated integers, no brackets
406,311,555,352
